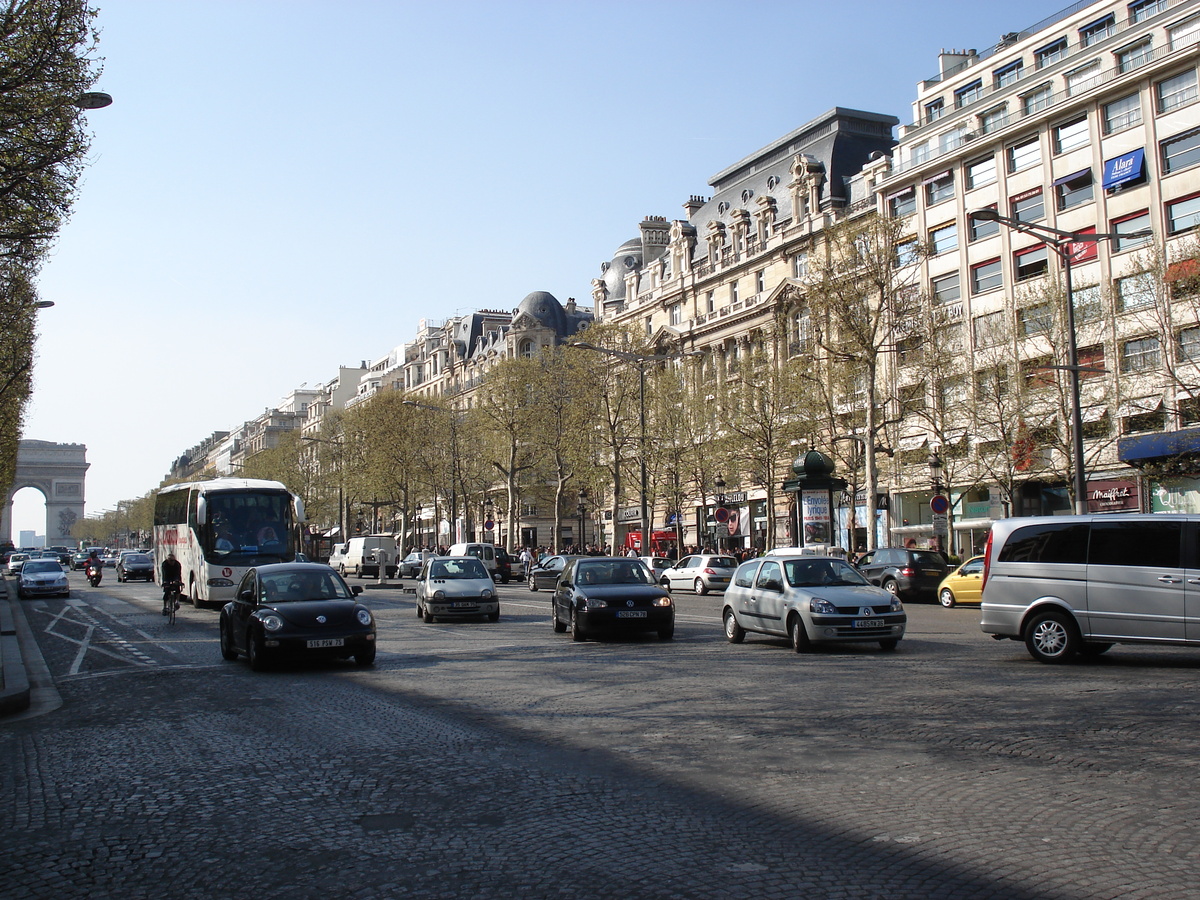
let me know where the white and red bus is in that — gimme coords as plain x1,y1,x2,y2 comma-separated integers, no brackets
153,478,305,608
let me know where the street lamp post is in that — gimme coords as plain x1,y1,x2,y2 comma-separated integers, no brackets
969,209,1152,516
569,341,698,554
713,474,727,552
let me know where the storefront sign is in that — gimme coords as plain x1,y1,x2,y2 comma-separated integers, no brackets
1103,148,1144,190
801,490,830,545
1086,479,1139,512
617,507,641,523
1151,477,1200,513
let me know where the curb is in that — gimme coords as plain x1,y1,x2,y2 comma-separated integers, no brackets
0,577,31,716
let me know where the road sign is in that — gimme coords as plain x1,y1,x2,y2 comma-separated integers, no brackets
932,513,949,536
930,494,950,515
714,507,730,523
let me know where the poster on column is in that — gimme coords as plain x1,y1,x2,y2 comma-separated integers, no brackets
802,490,830,545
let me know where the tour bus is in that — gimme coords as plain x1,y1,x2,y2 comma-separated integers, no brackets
153,477,305,608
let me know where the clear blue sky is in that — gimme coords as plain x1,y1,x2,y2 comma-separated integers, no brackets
14,0,1058,540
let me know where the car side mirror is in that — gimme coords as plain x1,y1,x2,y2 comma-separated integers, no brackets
764,578,784,591
238,588,254,602
351,585,363,595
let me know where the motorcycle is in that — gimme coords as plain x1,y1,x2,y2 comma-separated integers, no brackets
85,561,103,587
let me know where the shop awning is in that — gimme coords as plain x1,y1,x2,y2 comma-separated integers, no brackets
896,434,929,452
1117,397,1163,418
1118,426,1200,463
1052,167,1091,186
1166,257,1200,283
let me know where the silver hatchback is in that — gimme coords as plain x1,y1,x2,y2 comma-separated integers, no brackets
722,556,906,652
661,554,739,594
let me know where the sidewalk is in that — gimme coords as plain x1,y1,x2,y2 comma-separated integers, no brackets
0,576,30,716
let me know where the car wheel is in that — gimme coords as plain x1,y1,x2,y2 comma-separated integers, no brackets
788,614,811,653
219,617,238,661
191,584,205,610
879,638,899,651
694,577,708,596
661,578,671,591
488,607,500,623
1024,610,1079,664
658,623,674,641
723,608,745,644
416,601,423,618
1079,642,1114,658
354,646,376,667
570,606,585,642
501,574,510,584
247,629,268,671
422,605,434,623
882,579,900,597
552,603,567,633
939,588,956,608
528,577,538,592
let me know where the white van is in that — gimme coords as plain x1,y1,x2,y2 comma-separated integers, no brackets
339,535,398,578
447,542,498,580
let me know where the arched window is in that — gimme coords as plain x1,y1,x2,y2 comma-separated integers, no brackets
519,340,536,359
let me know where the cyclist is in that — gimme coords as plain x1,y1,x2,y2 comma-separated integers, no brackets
161,552,183,616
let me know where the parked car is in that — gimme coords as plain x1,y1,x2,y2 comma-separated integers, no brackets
116,552,155,583
552,557,674,641
415,556,499,623
937,556,984,608
5,552,30,576
17,559,71,598
398,550,434,578
981,514,1200,664
493,547,515,584
661,554,739,595
527,554,581,592
219,563,375,670
723,556,905,652
855,547,948,601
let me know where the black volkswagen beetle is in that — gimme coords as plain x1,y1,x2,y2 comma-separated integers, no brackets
219,562,376,671
552,557,675,641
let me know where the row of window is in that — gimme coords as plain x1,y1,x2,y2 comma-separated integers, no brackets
912,57,1198,178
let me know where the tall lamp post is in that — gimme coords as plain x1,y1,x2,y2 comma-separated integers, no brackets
569,341,698,553
713,474,727,552
969,209,1152,516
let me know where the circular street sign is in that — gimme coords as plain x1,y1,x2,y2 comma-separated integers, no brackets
714,506,730,523
930,494,950,514
484,519,495,531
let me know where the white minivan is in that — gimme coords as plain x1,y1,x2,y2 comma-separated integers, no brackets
335,535,398,579
981,514,1200,663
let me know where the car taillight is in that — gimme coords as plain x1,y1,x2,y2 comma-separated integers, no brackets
900,566,915,577
981,530,994,593
704,567,717,574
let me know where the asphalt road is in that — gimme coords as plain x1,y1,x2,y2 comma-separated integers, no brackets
4,568,1200,898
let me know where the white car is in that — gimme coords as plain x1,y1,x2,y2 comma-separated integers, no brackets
638,556,675,581
18,559,70,598
660,554,739,594
415,556,499,623
6,552,30,576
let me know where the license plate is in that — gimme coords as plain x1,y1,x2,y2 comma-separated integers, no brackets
451,601,475,608
616,610,647,618
854,619,885,628
307,638,344,648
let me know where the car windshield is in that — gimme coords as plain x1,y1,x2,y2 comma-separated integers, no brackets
428,559,488,580
23,560,61,574
260,570,353,602
784,559,869,588
574,560,655,585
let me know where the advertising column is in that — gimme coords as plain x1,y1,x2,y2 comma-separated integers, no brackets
801,490,831,545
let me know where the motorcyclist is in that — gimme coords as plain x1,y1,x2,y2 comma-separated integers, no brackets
161,553,183,614
85,550,103,585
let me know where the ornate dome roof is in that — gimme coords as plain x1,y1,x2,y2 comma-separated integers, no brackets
515,291,566,331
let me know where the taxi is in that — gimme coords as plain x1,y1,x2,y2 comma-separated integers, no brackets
936,556,984,608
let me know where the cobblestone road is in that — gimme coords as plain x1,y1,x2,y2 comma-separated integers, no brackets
4,573,1200,898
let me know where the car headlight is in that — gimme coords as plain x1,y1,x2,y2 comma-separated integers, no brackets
481,588,494,599
433,590,445,601
260,614,283,632
809,598,838,615
653,597,673,607
356,608,372,626
584,597,607,609
890,597,903,612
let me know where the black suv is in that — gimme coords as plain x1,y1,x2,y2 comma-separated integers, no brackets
855,548,948,601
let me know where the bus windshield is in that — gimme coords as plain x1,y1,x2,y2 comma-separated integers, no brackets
204,490,295,565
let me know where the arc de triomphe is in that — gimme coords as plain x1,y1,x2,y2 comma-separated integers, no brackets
1,440,89,545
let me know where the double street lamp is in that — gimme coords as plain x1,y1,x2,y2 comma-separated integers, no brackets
968,208,1152,516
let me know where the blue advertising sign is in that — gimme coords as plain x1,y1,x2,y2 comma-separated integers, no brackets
1103,148,1144,190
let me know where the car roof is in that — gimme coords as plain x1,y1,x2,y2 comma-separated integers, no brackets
249,562,339,576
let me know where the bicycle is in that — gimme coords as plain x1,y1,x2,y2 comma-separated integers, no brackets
162,580,182,624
